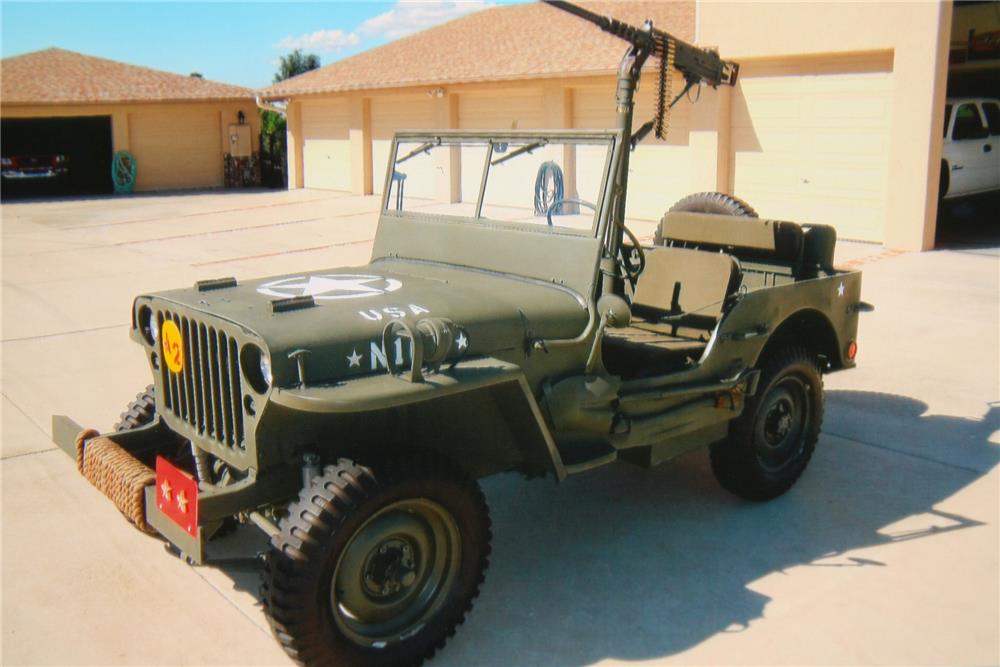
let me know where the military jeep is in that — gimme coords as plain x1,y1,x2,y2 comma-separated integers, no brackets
53,3,869,666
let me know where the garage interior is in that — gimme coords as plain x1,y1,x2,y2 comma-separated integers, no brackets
936,0,1000,248
1,115,112,199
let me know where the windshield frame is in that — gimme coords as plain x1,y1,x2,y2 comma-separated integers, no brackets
380,129,622,239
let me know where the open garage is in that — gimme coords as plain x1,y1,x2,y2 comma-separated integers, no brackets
1,115,113,198
936,1,1000,248
1,48,259,199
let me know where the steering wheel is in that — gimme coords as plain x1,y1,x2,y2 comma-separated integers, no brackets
616,219,646,282
546,198,597,226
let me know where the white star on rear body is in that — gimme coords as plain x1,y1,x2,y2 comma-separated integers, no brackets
837,282,845,297
347,349,362,367
456,332,468,351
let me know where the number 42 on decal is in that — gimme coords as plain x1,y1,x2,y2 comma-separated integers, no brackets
161,320,184,373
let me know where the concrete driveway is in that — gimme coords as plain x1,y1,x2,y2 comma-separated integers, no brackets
2,190,997,666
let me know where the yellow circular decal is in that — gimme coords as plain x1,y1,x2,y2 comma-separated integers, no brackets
161,320,184,374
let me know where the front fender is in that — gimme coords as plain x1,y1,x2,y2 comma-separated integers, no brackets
269,357,566,480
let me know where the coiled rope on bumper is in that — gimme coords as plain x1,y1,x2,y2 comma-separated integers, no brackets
75,429,157,534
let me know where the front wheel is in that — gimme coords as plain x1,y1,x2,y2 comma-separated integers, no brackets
710,347,823,500
262,456,491,667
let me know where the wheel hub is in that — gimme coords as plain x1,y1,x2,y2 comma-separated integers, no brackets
764,398,794,444
362,538,418,599
753,378,810,473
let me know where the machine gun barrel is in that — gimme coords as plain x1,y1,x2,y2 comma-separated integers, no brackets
544,0,739,87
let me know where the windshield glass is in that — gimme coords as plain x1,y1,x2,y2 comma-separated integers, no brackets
385,135,614,235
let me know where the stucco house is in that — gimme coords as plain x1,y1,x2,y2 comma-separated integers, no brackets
1,48,259,194
261,0,971,251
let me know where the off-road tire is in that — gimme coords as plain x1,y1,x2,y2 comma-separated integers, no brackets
262,456,492,667
710,347,823,500
114,385,157,431
655,191,758,245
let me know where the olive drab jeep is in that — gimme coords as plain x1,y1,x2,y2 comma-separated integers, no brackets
52,2,870,666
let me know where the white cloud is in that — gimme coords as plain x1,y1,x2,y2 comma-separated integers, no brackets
358,1,492,40
275,29,361,53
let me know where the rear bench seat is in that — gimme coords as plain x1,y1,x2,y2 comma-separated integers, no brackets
658,211,837,284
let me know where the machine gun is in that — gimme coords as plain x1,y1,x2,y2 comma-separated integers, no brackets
543,0,741,293
544,0,738,142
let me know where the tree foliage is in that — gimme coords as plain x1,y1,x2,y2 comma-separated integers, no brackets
260,50,320,187
274,49,321,83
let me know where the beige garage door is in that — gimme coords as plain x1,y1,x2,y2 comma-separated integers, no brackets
574,73,693,223
731,54,893,242
302,98,351,191
459,87,544,131
130,108,221,191
371,96,436,196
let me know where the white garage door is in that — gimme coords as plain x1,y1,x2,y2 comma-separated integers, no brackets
731,54,893,242
371,96,436,196
573,74,693,223
130,108,221,191
301,98,351,191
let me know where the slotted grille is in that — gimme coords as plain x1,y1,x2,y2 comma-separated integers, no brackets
158,310,245,450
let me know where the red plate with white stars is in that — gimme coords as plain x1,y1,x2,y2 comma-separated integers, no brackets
155,456,199,538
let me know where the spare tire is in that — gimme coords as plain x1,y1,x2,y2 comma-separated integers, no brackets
655,192,757,245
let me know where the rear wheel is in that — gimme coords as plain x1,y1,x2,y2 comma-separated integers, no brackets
710,347,823,500
262,456,491,667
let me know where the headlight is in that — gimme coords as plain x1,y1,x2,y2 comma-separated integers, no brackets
259,354,272,386
138,305,158,345
1,157,11,167
241,344,271,393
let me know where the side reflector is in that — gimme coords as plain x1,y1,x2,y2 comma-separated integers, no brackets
846,340,858,360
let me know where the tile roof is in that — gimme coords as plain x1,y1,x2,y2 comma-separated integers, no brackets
1,48,253,105
263,0,694,97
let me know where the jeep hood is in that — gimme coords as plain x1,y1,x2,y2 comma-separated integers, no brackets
146,258,589,386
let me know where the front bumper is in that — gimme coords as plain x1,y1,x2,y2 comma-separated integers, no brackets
52,415,299,564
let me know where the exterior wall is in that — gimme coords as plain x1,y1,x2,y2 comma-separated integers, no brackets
699,1,953,250
1,101,259,192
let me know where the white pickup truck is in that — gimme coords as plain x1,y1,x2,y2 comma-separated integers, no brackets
941,97,1000,199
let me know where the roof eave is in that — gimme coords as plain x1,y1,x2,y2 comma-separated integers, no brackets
260,67,624,99
0,95,256,106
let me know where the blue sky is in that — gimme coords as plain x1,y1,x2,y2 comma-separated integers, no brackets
1,1,525,89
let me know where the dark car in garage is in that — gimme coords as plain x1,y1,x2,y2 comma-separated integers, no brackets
1,153,69,181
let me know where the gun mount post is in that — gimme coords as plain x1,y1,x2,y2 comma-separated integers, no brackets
606,42,652,296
